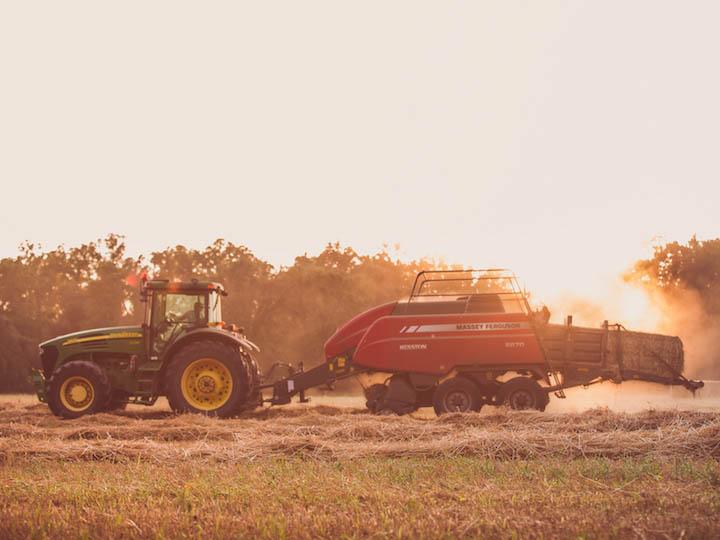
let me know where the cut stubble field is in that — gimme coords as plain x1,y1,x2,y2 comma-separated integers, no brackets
0,395,718,539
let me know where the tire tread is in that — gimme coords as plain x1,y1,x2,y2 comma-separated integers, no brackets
46,360,112,419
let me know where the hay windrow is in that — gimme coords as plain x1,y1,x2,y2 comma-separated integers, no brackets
0,403,718,463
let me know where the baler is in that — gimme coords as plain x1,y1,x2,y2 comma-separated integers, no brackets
265,269,703,415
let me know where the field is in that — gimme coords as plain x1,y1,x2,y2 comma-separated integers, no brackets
1,393,719,539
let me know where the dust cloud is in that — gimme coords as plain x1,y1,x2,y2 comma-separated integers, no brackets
307,384,720,415
649,288,720,380
548,280,720,380
545,380,720,413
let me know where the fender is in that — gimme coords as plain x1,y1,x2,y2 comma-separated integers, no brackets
237,336,261,353
161,327,261,364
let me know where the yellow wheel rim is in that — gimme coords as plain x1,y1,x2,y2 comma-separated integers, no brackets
180,358,233,411
59,376,95,412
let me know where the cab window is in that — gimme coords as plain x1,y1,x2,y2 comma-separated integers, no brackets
166,293,207,324
152,292,207,328
150,292,207,356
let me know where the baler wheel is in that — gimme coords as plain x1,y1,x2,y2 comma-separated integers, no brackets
364,383,388,413
432,377,483,416
499,377,548,411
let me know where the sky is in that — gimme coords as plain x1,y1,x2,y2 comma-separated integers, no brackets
1,1,718,313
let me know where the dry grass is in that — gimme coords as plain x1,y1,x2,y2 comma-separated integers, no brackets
0,399,719,538
1,401,719,462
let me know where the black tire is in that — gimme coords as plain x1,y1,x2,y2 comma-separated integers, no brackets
432,377,483,416
46,360,112,419
165,340,250,418
240,353,262,410
364,383,388,413
102,391,129,412
499,377,548,411
108,401,128,411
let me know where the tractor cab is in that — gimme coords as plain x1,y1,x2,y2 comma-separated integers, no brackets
141,279,226,357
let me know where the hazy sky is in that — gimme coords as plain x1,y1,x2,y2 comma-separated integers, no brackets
1,1,718,304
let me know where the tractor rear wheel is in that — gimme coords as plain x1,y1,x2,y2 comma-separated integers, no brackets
165,340,250,417
432,377,483,416
499,377,548,411
46,360,112,418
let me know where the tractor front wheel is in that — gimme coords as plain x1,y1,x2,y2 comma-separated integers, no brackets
46,360,112,419
165,341,250,417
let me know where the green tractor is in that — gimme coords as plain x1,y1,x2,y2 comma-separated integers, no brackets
31,279,262,418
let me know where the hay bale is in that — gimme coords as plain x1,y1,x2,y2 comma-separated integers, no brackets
606,328,684,379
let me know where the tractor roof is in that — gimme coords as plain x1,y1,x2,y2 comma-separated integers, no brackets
143,279,227,295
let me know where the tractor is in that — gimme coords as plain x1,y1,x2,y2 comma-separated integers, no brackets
31,279,261,418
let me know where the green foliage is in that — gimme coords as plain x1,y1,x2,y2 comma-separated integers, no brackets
0,235,143,391
627,236,720,378
628,235,720,315
0,236,433,392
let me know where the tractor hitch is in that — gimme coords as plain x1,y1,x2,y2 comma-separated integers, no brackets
262,356,359,406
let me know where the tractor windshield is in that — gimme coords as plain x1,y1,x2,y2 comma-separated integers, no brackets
163,293,207,324
150,292,208,355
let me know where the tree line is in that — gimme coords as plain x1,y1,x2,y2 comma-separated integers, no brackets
0,235,429,392
1,234,717,392
627,236,720,378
